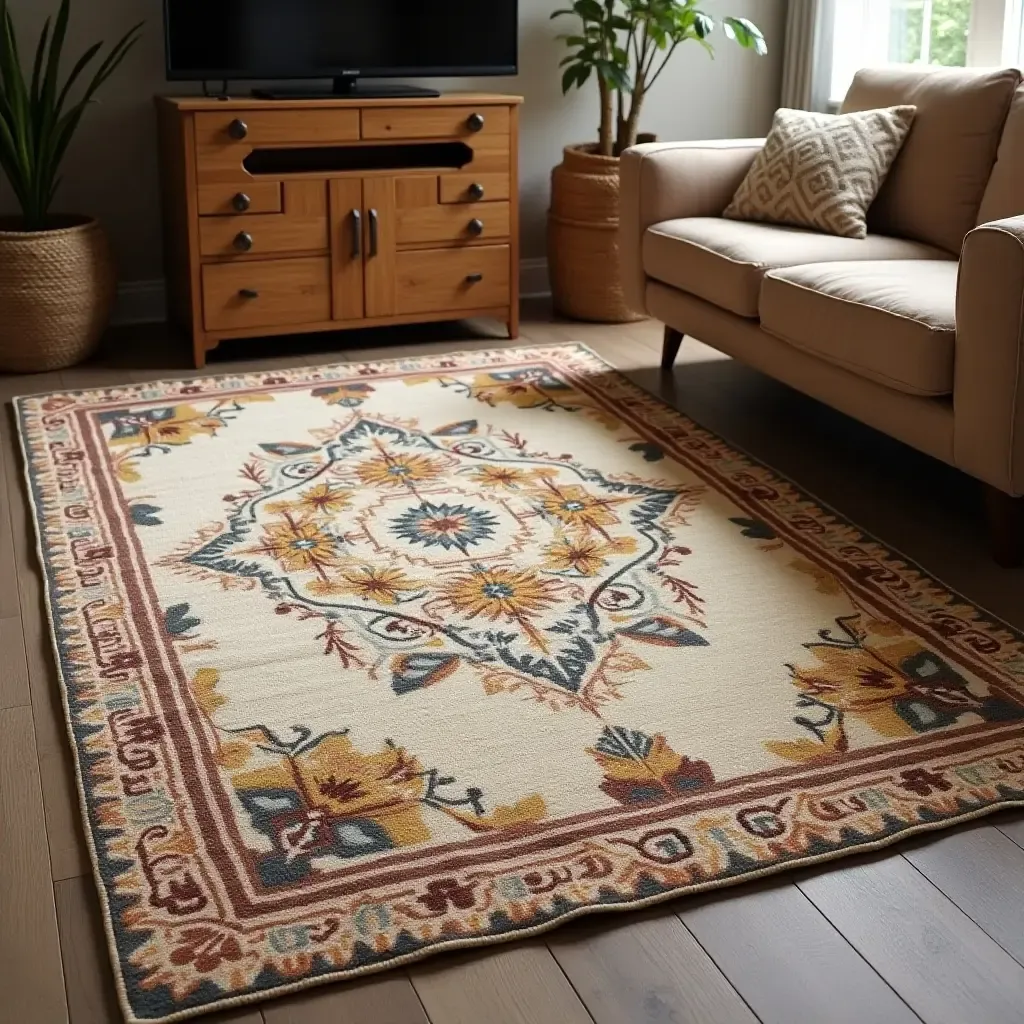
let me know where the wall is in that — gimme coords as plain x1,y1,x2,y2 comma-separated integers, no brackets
0,0,784,291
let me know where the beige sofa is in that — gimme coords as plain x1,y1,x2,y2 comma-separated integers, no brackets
620,66,1024,565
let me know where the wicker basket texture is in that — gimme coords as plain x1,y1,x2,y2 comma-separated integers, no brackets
548,143,646,324
0,216,115,373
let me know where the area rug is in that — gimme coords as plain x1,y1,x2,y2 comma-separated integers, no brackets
15,344,1024,1022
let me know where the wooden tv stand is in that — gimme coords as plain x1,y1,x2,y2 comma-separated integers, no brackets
156,94,522,367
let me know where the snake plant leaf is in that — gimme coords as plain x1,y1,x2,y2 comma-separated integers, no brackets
0,0,140,229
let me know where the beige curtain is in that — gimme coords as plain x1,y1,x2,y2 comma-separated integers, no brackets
780,0,835,111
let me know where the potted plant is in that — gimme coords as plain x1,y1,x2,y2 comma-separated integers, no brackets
549,0,766,322
0,0,140,372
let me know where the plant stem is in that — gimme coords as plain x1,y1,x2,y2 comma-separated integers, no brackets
598,73,613,157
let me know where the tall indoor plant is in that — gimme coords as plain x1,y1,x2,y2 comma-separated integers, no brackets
0,0,141,372
548,0,766,322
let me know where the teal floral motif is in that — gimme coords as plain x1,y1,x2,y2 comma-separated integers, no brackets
390,501,499,552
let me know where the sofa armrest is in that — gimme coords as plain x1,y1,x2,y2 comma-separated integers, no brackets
955,215,1024,495
619,139,764,314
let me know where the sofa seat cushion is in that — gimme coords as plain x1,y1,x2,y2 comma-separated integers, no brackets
760,260,958,396
643,217,949,318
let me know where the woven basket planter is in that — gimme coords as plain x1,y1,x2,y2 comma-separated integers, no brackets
0,216,116,373
548,143,647,323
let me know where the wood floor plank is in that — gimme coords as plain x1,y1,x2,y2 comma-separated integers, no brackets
54,875,123,1023
902,825,1024,965
410,944,594,1024
0,409,22,619
797,853,1024,1024
997,816,1024,850
0,615,30,708
262,974,428,1023
548,910,757,1024
0,705,69,1023
1,409,90,880
207,1010,265,1024
679,880,921,1024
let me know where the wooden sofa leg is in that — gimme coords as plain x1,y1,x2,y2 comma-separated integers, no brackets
662,326,684,371
984,485,1024,568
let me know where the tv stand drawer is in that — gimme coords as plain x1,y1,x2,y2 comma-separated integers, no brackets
439,173,511,204
362,105,510,142
396,245,510,315
195,109,360,148
202,257,331,332
397,202,511,246
197,182,282,217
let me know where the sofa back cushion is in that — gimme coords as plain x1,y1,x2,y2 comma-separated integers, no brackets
841,66,1020,253
978,86,1024,224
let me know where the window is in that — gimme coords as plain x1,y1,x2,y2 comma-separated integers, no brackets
829,0,1024,103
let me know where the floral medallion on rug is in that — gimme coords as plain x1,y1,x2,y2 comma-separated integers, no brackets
14,344,1024,1021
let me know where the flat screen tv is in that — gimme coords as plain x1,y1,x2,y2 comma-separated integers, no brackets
164,0,519,96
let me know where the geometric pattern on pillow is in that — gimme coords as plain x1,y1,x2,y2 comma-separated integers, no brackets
724,105,917,239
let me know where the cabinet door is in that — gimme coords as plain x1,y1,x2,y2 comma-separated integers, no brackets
329,179,365,321
363,177,398,319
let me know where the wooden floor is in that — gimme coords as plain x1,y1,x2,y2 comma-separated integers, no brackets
2,303,1024,1024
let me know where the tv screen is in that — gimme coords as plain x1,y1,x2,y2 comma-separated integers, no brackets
164,0,519,81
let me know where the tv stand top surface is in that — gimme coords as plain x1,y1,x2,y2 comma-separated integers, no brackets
158,92,523,113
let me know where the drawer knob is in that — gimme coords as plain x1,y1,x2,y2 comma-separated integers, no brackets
468,182,485,201
234,231,254,252
467,218,485,237
466,112,485,133
238,288,260,299
227,118,249,140
232,192,252,212
466,273,484,284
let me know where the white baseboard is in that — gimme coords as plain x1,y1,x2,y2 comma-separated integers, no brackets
112,259,551,327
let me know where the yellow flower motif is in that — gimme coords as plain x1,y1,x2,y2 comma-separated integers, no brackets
542,533,638,576
468,372,549,409
467,465,537,490
532,482,627,530
235,734,431,845
356,451,443,489
266,483,354,519
109,405,223,448
449,793,547,832
442,566,562,623
308,565,421,604
248,518,339,573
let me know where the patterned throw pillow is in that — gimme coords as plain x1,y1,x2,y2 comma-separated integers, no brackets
723,106,917,239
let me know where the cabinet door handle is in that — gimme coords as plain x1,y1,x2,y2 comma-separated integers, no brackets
465,273,484,284
238,288,259,299
233,231,254,252
351,209,362,258
467,218,485,237
368,208,379,257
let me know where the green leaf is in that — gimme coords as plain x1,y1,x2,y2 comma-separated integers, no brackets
573,0,605,20
30,17,50,106
723,16,768,55
693,12,714,39
0,0,142,226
